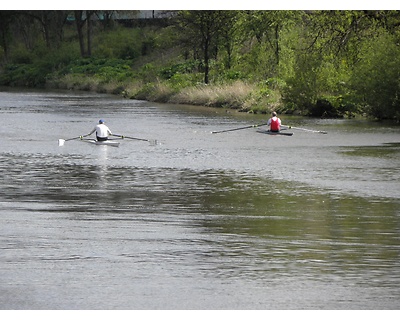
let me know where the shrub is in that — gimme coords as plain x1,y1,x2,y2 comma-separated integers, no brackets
350,30,400,120
159,60,199,79
0,64,47,87
92,28,142,60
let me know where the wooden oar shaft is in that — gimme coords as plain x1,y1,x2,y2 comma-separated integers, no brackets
112,134,149,141
65,135,84,141
283,125,327,134
212,122,268,134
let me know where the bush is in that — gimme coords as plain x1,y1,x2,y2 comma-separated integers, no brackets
350,30,400,120
0,64,47,87
92,28,142,60
59,58,135,82
9,45,33,64
282,52,320,112
159,60,199,79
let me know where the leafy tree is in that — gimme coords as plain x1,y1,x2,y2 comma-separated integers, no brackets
176,10,237,84
351,30,400,120
215,10,239,70
283,49,322,112
257,11,294,65
282,11,375,116
237,11,302,78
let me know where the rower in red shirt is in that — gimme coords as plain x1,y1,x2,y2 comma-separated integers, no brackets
267,111,282,132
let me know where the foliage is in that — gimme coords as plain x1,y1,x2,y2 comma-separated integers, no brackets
0,63,46,87
1,10,400,120
159,60,199,79
134,81,176,102
350,30,400,120
61,58,134,81
176,11,239,84
92,28,143,60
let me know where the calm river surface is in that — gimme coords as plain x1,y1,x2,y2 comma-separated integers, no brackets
0,88,399,310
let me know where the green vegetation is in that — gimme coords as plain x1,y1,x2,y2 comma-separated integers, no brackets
1,10,400,120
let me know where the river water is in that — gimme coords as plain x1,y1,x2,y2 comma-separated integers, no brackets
0,88,399,310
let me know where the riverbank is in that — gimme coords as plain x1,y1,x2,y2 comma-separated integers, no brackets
0,57,384,119
45,74,283,115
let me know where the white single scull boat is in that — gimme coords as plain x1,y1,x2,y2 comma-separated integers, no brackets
80,139,120,147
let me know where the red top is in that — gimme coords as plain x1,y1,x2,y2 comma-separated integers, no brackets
270,117,280,131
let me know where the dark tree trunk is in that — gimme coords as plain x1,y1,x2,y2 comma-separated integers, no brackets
74,10,86,57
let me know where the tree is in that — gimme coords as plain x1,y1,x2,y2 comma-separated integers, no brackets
95,10,116,30
177,10,237,84
214,11,239,70
351,31,400,120
238,11,302,76
74,10,94,58
20,11,69,49
86,11,94,57
0,11,17,61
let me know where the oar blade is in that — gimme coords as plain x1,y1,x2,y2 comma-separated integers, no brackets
149,139,158,146
58,135,87,146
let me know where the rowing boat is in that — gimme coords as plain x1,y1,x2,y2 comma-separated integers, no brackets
257,129,293,136
81,139,120,147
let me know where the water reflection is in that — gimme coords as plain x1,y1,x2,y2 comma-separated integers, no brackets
2,152,399,287
95,146,111,190
339,143,400,158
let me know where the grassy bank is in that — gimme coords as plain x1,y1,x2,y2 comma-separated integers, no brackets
0,54,365,118
46,74,284,115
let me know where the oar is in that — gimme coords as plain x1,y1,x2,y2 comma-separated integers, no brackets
211,122,268,134
112,134,157,145
58,134,89,146
282,125,327,134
